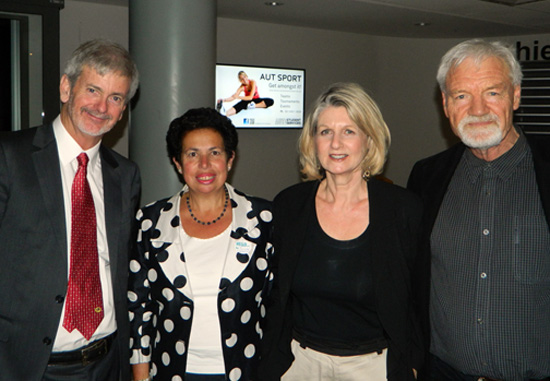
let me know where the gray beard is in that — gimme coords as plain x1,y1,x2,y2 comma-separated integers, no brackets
457,115,503,150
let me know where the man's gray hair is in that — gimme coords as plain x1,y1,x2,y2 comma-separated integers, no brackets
64,39,139,102
437,39,522,94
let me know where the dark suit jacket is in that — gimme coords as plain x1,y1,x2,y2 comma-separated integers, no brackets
0,124,141,380
406,134,550,373
259,179,424,381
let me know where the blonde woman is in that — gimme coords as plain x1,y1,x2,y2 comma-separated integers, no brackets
260,83,423,380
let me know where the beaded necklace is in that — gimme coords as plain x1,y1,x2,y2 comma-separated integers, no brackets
186,186,229,225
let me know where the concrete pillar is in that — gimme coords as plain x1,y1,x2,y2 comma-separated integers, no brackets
129,0,216,204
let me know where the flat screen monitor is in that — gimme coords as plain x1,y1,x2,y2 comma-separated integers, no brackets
215,64,305,128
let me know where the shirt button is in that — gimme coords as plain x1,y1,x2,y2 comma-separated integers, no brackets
480,272,487,279
477,318,483,324
483,228,490,236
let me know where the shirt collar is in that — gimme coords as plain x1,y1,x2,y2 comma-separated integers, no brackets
53,115,101,168
462,127,528,183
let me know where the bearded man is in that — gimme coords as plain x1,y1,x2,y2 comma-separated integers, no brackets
408,39,550,381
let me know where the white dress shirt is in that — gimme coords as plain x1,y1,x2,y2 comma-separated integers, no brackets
51,116,116,352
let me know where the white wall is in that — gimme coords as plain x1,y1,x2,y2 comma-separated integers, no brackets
60,3,550,200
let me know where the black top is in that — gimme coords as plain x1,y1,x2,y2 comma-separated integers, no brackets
258,179,424,381
291,206,385,353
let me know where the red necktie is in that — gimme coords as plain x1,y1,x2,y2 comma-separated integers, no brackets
63,152,104,340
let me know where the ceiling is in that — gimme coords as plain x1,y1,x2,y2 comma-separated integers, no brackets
79,0,550,38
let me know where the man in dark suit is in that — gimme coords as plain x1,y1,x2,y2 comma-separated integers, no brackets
0,39,141,380
408,39,550,380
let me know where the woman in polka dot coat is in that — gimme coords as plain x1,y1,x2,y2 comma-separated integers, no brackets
128,108,273,381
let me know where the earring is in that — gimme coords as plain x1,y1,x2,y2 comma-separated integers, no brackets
227,166,232,171
362,169,371,180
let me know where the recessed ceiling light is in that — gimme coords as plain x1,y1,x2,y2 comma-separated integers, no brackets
415,22,430,27
265,2,284,6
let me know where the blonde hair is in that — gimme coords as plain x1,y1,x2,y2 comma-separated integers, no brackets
299,82,391,180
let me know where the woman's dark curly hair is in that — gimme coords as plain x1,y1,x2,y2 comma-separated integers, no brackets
166,107,238,164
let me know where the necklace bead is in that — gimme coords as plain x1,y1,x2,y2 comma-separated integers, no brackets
186,186,229,225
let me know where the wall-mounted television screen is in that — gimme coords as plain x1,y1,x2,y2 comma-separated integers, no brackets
215,64,305,129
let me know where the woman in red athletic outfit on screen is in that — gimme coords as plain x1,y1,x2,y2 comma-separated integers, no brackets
218,71,274,116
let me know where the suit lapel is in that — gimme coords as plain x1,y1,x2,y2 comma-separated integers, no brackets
423,145,465,233
100,146,122,281
32,125,67,263
527,135,550,227
368,179,397,232
367,180,399,292
149,191,195,299
220,186,259,285
277,181,319,304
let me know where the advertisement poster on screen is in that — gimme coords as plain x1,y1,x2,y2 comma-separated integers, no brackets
215,64,305,129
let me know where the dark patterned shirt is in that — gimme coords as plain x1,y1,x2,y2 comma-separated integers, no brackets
430,132,550,380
